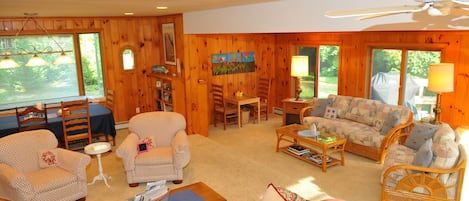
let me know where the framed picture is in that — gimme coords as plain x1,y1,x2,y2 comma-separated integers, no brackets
162,23,176,65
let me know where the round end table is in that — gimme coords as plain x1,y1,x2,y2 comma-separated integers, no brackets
85,142,112,188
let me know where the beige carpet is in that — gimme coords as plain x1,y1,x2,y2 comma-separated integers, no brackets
86,114,382,201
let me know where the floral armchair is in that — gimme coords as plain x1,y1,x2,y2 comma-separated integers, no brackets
0,129,91,201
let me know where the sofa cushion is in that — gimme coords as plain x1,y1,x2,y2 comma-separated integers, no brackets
411,138,433,167
25,166,76,193
404,123,438,150
330,95,353,118
380,111,399,135
310,98,332,117
432,123,455,146
430,137,459,183
135,147,173,165
304,116,384,148
381,143,416,184
375,103,412,128
344,98,378,126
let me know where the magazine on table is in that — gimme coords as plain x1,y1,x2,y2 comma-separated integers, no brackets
128,180,169,201
287,145,311,155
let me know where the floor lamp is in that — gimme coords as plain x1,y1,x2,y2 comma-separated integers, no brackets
427,63,454,125
291,56,309,101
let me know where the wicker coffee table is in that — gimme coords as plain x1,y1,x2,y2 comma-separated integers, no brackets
276,124,346,172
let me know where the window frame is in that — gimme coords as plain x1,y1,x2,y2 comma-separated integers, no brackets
0,29,106,109
366,43,448,105
292,42,342,98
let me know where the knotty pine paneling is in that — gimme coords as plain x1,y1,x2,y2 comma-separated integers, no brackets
0,15,184,123
186,31,469,129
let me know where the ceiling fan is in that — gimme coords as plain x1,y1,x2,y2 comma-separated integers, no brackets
325,0,469,20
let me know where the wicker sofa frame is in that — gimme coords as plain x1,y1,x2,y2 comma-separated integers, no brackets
300,98,413,164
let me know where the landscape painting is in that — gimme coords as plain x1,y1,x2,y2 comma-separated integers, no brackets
212,52,255,75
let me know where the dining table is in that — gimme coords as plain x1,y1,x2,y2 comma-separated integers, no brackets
0,104,117,142
224,95,260,128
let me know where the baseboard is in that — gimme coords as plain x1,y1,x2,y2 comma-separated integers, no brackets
115,122,128,130
273,107,283,115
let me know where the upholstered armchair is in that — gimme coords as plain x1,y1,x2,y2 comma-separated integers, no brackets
116,112,191,187
0,129,91,201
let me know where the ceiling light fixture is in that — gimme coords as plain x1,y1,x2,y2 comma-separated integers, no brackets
156,6,168,10
0,13,74,69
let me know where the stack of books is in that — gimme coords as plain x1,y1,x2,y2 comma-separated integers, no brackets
287,145,310,155
303,153,332,164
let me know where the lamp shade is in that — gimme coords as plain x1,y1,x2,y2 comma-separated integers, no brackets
291,56,309,77
26,54,48,67
0,57,19,68
427,63,454,93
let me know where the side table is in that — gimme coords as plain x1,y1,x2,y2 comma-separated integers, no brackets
85,142,112,188
282,98,313,125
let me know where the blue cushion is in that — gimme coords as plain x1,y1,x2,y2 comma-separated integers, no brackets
380,111,399,135
412,138,433,167
404,123,438,150
310,98,332,117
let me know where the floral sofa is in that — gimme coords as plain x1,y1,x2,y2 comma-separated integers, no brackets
300,95,413,163
381,122,466,201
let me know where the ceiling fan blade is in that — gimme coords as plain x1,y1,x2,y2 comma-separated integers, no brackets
453,0,469,6
325,5,425,18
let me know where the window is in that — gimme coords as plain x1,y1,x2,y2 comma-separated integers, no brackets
370,48,441,121
0,33,104,109
295,45,340,99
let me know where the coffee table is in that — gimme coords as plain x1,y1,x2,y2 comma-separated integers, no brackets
275,124,346,172
170,182,226,201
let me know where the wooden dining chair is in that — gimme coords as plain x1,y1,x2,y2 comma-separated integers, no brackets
212,83,238,130
61,99,92,150
15,105,48,132
105,89,114,110
91,89,116,145
251,77,272,122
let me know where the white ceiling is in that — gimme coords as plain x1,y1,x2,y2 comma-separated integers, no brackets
0,0,279,17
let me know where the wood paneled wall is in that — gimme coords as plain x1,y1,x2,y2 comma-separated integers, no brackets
186,31,469,129
0,15,185,123
2,15,468,131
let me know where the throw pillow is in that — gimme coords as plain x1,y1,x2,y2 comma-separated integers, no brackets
324,106,337,119
373,119,384,132
139,136,156,148
404,123,438,150
379,111,399,135
310,98,332,117
411,138,433,167
38,149,58,168
261,183,287,201
277,187,309,201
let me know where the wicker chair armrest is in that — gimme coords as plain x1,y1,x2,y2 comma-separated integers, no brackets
379,112,414,164
299,105,315,124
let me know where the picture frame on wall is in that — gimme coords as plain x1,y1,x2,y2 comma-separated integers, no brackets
162,23,176,65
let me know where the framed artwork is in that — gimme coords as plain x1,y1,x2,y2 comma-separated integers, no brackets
162,23,177,65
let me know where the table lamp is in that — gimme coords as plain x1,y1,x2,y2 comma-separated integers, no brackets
427,63,454,125
291,56,309,100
